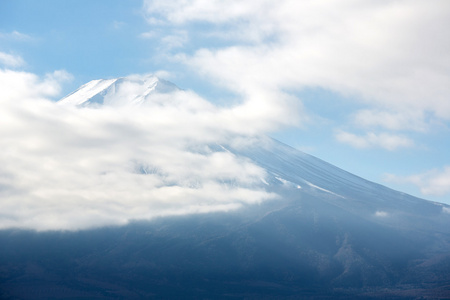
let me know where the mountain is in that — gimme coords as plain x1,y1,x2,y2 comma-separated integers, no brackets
58,74,179,107
1,76,449,299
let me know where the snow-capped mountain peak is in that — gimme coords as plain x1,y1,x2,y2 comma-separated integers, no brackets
58,74,179,107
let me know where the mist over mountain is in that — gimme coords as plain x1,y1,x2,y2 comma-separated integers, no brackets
1,76,449,299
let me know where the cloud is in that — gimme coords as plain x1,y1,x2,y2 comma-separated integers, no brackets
0,68,72,101
352,109,429,132
0,30,32,41
0,52,25,68
160,31,188,49
335,130,414,150
144,0,260,24
139,29,188,51
0,71,277,231
385,167,450,197
143,0,450,134
112,21,126,30
139,31,157,39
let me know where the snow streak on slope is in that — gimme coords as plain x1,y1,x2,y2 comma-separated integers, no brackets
59,79,118,106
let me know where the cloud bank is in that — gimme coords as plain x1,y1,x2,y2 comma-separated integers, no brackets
0,69,277,231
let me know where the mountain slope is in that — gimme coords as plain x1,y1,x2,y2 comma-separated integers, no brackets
0,76,449,299
226,138,450,230
1,189,449,299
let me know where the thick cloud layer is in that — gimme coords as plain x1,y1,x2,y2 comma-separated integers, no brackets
0,71,276,231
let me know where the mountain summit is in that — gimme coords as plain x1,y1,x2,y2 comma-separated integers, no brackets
58,75,179,107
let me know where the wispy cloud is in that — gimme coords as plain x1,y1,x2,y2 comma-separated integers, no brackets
112,20,126,30
0,52,25,68
160,31,188,49
385,167,450,197
335,130,414,150
139,31,157,39
352,109,429,132
0,30,33,41
139,29,188,51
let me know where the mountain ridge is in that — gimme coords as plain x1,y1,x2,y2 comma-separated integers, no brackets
58,74,179,107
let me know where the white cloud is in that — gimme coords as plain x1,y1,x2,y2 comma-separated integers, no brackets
335,130,414,150
112,20,126,30
160,31,188,49
0,30,32,41
385,167,450,197
0,71,277,231
143,0,450,133
0,68,72,101
144,0,263,25
140,30,188,51
352,109,428,132
139,31,157,39
0,52,25,68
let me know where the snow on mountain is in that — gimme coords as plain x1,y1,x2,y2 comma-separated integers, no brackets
58,78,118,106
58,75,179,107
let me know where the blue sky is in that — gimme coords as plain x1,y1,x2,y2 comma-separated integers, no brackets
1,0,450,206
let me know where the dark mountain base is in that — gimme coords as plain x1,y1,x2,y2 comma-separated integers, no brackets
1,196,449,299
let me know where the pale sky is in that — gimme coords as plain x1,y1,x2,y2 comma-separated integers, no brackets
1,0,450,218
